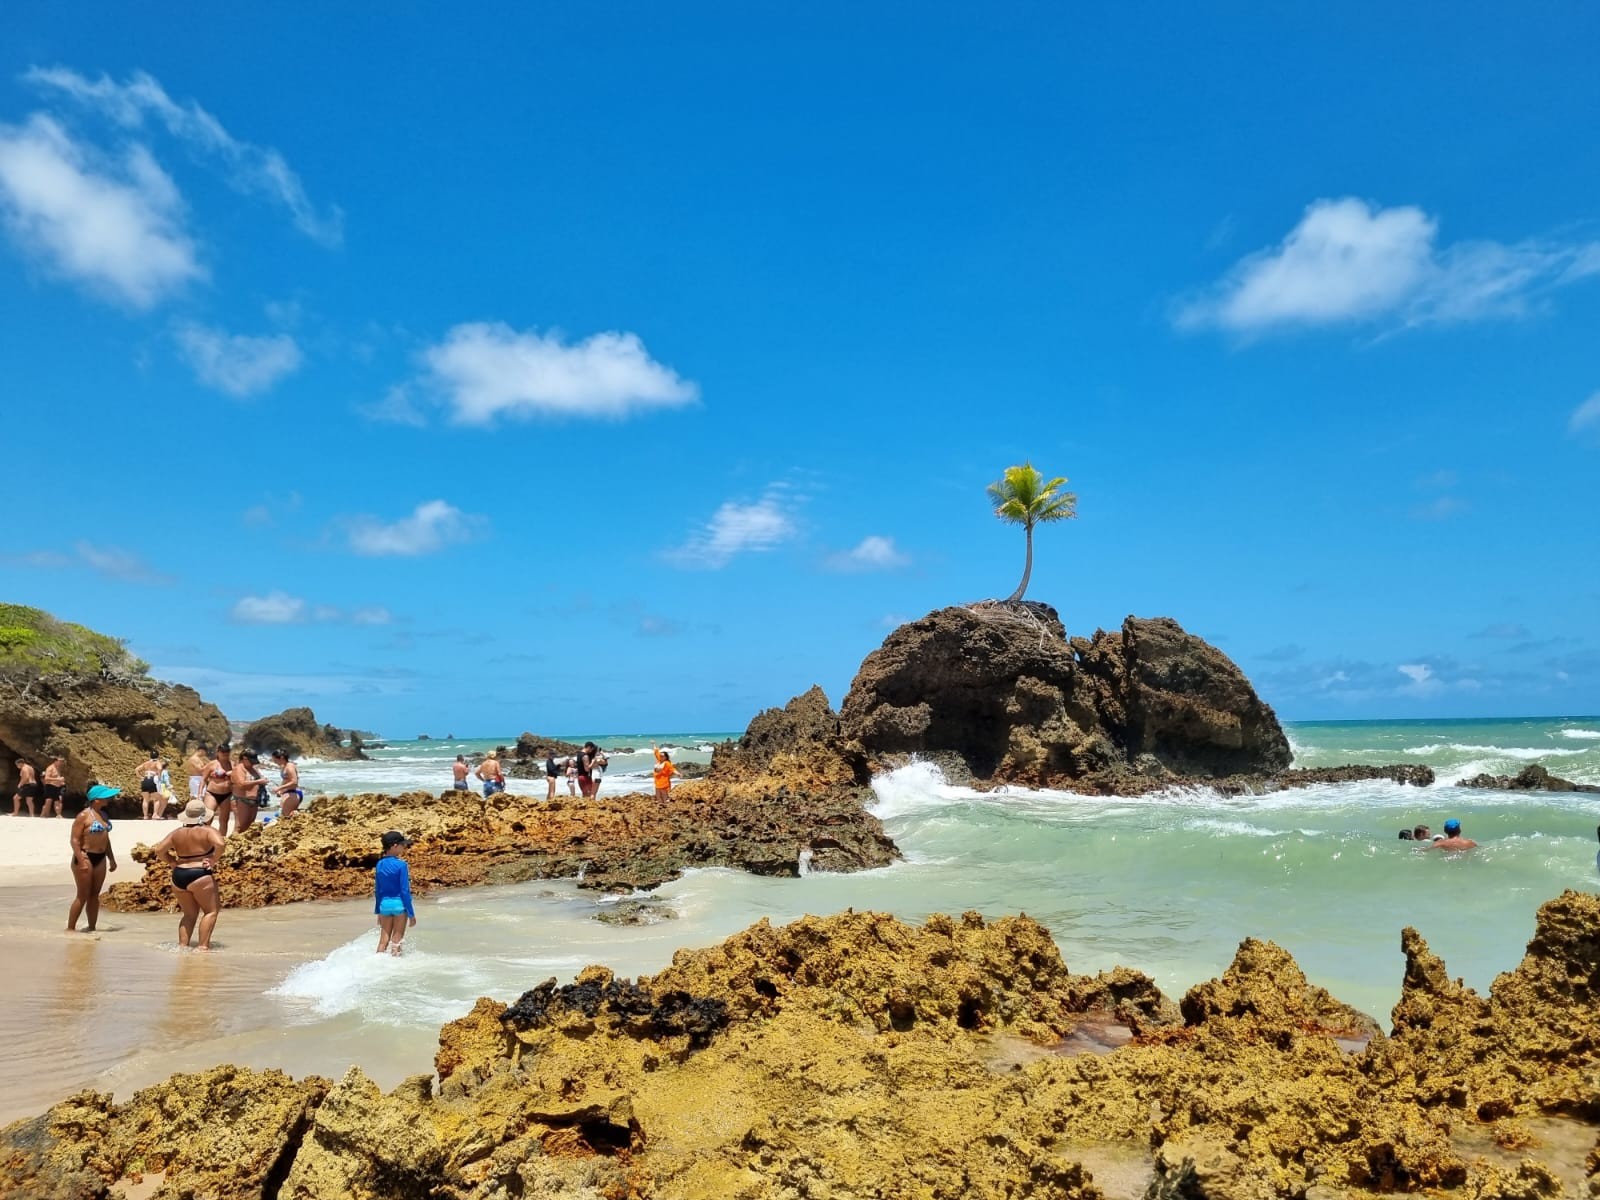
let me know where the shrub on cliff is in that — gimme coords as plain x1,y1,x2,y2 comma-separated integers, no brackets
0,603,149,688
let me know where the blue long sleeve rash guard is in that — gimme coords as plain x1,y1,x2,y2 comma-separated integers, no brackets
374,855,415,919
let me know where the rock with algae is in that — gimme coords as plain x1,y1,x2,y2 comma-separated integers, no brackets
6,892,1600,1200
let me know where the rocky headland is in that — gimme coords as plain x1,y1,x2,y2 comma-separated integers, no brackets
1458,764,1600,794
237,706,369,761
104,764,896,912
7,889,1598,1200
0,603,228,813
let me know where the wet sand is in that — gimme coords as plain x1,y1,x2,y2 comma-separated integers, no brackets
0,881,381,1124
0,812,152,886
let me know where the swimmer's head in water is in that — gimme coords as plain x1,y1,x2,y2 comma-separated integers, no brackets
1413,825,1430,840
1444,819,1461,835
1398,830,1413,840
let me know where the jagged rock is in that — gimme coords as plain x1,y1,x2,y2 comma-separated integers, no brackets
238,706,368,761
10,896,1600,1200
0,604,228,811
838,604,1291,788
1458,764,1600,793
710,684,868,786
511,731,582,760
594,898,679,925
104,775,899,911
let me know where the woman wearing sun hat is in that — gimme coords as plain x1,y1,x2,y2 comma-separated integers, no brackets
67,784,121,932
151,800,227,950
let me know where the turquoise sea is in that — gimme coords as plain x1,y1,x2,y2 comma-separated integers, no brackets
10,716,1597,1121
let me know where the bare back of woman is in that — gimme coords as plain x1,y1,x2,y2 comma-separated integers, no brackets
154,811,225,951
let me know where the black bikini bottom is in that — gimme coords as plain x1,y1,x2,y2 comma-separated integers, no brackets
84,851,107,867
172,866,214,889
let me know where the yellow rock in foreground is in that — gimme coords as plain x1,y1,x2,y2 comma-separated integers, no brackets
4,893,1599,1200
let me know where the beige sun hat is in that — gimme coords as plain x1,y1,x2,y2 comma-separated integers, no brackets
181,799,210,826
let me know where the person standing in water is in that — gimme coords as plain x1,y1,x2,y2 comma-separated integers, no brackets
272,749,303,817
136,751,163,820
1425,818,1477,851
41,757,67,818
545,753,560,800
12,758,38,816
652,744,678,802
374,830,416,956
68,784,120,932
588,745,608,797
153,800,226,951
564,755,578,795
451,755,470,791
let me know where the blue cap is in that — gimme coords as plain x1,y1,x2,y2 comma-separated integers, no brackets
1443,818,1460,835
86,784,121,801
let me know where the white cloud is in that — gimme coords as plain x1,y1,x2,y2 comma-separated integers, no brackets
358,385,429,427
667,487,797,569
231,593,395,626
1397,662,1443,697
1178,197,1600,334
27,66,342,245
826,535,911,572
345,499,485,557
0,113,202,307
74,541,170,584
231,591,306,624
421,322,698,424
175,321,301,396
1569,392,1600,437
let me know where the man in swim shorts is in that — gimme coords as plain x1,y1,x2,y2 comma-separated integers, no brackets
41,757,67,818
1425,818,1477,851
475,752,505,796
185,745,210,805
452,755,470,791
12,758,39,816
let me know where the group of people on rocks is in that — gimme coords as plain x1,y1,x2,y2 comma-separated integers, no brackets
450,743,679,801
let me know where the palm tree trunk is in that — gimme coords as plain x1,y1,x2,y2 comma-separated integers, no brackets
1007,523,1034,603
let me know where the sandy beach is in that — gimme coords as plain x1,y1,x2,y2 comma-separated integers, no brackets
0,813,151,887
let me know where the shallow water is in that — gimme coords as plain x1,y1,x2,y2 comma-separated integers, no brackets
3,716,1597,1125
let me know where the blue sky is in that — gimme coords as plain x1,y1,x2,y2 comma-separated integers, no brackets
2,4,1597,733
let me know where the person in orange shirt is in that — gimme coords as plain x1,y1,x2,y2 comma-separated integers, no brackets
651,744,678,801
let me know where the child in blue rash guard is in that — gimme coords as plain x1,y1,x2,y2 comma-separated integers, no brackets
374,830,416,956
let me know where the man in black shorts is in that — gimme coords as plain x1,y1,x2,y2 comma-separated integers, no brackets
12,758,39,816
41,756,67,818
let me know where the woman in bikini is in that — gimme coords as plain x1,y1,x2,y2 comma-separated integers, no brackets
68,784,121,932
152,800,226,950
231,750,265,831
206,744,235,833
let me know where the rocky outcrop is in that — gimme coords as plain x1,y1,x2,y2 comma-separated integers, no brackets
1458,764,1600,794
711,684,868,785
11,891,1600,1200
238,706,367,761
0,605,228,811
104,773,899,911
838,603,1292,789
502,732,583,779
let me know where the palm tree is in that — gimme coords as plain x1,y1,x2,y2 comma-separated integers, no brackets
986,463,1078,603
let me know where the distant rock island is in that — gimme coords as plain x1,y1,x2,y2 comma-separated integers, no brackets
238,706,369,761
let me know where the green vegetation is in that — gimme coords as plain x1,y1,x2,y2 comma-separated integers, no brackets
0,603,149,683
986,464,1078,603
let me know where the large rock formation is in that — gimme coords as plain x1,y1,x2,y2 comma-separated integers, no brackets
838,603,1291,790
503,731,583,778
238,706,368,761
9,891,1600,1200
1458,764,1600,794
104,773,899,911
0,603,228,810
